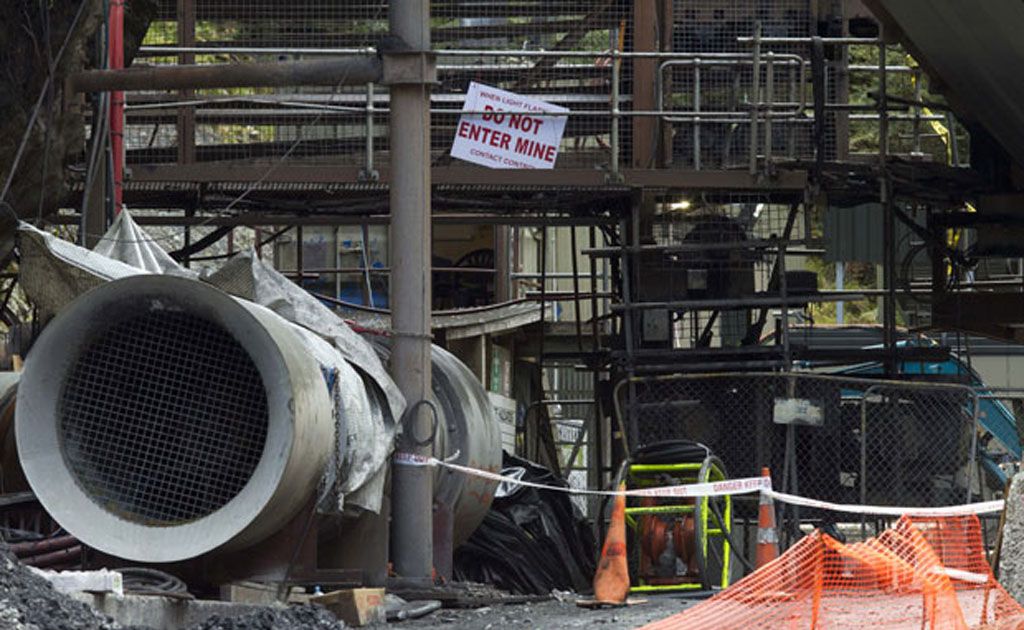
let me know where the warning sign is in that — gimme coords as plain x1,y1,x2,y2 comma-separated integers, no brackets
450,82,568,170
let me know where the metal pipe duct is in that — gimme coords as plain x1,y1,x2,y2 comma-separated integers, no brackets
17,275,335,563
421,345,501,544
70,56,383,93
323,339,504,556
16,274,502,566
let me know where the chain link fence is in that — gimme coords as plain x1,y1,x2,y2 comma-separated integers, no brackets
614,373,979,517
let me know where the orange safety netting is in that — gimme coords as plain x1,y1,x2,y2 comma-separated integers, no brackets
642,515,1024,630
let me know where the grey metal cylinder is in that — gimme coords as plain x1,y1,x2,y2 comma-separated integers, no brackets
16,275,335,563
374,342,502,544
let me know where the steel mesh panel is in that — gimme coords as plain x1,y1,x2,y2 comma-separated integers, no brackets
59,310,269,525
667,0,819,168
619,373,977,513
131,1,633,168
862,385,974,507
125,3,958,174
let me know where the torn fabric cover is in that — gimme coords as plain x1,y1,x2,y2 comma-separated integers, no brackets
206,252,402,514
19,224,150,321
16,214,400,516
91,211,191,276
204,250,405,418
18,212,196,320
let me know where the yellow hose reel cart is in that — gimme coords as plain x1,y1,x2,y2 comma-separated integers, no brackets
619,441,734,593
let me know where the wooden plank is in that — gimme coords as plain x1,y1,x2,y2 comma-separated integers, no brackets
310,588,386,627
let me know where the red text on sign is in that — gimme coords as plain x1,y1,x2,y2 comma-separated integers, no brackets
457,121,511,150
482,105,546,135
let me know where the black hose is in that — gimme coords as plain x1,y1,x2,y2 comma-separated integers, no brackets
707,496,756,574
117,567,191,599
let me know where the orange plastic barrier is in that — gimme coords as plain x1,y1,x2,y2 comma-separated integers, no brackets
642,515,1024,630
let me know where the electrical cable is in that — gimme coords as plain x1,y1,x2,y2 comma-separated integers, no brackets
397,399,440,448
706,496,756,574
80,0,112,245
80,94,111,244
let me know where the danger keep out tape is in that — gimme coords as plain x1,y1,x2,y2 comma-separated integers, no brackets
395,452,769,498
394,452,1006,517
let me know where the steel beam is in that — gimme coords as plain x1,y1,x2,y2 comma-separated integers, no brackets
69,57,383,93
176,0,197,164
48,213,620,228
631,0,661,168
127,163,808,190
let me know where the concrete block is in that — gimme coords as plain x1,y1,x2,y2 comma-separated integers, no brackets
999,471,1024,601
30,568,123,596
73,593,273,630
220,581,310,605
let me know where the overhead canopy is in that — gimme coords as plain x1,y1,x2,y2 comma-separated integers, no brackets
865,0,1024,168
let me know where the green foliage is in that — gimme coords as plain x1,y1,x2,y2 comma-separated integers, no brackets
144,20,176,45
846,45,967,162
805,256,881,325
142,20,276,145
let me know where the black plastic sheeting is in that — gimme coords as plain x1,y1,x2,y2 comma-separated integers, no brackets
453,453,596,595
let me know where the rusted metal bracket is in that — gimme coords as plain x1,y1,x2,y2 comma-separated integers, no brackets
381,50,438,86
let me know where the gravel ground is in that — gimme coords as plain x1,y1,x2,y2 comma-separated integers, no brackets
0,537,700,630
190,604,344,630
0,542,344,630
0,549,123,630
392,594,700,629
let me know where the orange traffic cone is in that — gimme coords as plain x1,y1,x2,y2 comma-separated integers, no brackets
755,467,779,569
593,482,630,604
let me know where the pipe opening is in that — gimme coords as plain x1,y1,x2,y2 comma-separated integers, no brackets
58,310,269,525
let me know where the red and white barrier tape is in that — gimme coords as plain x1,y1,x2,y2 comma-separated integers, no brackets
394,452,769,498
762,488,1003,517
395,452,1005,515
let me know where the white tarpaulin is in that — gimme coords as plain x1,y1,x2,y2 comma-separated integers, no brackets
92,210,189,275
18,210,196,320
450,82,568,169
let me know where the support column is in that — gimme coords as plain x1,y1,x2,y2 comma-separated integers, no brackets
631,0,663,168
388,0,435,585
108,0,124,214
177,0,196,165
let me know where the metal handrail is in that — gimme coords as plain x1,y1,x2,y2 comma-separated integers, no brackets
127,40,953,176
656,54,807,124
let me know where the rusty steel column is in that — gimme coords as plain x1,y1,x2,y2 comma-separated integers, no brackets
387,0,435,584
631,0,671,169
176,0,196,165
109,0,125,213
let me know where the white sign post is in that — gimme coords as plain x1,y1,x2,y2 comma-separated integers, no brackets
450,82,568,169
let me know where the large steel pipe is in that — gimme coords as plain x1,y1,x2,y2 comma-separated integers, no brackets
16,273,504,569
373,341,501,544
429,347,502,544
16,275,335,563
